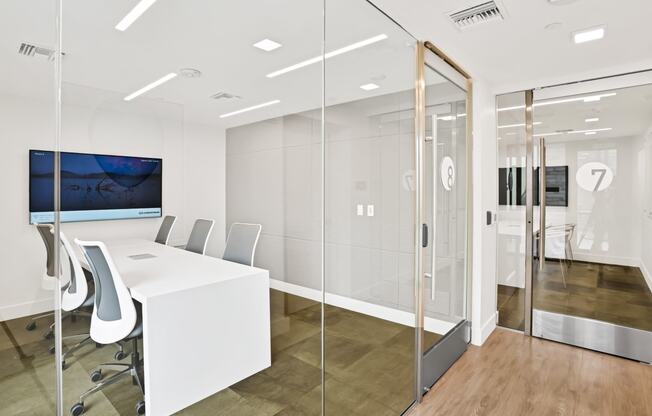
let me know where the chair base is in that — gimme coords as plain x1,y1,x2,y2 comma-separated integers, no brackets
70,338,144,416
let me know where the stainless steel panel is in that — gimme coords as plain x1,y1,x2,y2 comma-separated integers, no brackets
421,321,469,393
533,309,652,363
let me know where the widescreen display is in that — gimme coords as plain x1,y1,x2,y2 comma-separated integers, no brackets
30,150,162,223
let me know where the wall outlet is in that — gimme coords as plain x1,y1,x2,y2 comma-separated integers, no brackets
356,204,364,216
367,204,375,217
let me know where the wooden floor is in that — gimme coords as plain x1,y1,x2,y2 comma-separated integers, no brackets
409,328,652,416
497,260,652,331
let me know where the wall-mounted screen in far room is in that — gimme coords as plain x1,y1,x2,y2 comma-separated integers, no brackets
29,150,162,223
498,166,569,207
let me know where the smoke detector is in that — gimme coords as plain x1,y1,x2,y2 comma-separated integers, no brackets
209,92,242,101
448,1,505,30
18,42,62,61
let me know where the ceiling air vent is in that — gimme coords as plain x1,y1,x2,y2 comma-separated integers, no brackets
18,42,60,61
209,92,242,101
449,1,504,30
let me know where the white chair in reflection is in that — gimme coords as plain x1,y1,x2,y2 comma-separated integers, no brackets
25,224,58,336
222,223,262,266
537,223,576,288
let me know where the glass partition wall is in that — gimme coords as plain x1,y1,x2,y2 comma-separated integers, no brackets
3,1,473,414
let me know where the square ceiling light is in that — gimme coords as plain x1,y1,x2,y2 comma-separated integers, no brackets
360,83,379,91
573,26,605,44
253,39,282,52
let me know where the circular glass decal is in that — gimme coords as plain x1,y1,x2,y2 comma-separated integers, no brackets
440,156,455,191
575,162,613,192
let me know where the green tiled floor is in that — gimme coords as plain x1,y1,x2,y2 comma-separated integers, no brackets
0,290,432,415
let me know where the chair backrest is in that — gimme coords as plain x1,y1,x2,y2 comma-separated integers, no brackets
222,223,262,266
155,215,177,245
36,224,55,277
60,232,89,312
75,239,137,344
186,218,215,255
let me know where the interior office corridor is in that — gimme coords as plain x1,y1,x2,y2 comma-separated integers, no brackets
2,0,652,415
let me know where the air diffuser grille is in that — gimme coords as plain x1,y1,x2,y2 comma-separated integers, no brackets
18,42,58,60
449,1,504,30
210,92,242,101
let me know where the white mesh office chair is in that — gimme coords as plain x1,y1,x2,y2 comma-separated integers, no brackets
222,223,262,266
185,218,215,255
154,215,176,245
72,239,145,416
25,224,58,336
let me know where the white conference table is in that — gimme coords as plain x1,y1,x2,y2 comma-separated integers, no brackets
102,239,271,415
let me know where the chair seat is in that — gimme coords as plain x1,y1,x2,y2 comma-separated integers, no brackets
125,302,143,339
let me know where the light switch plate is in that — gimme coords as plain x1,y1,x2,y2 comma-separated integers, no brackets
356,204,364,216
367,205,375,217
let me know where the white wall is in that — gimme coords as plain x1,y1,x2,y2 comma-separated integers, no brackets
0,92,226,320
637,125,652,290
470,78,498,346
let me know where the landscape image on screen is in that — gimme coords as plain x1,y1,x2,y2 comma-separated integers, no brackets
30,150,162,223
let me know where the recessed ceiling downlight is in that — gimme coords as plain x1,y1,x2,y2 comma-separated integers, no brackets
573,26,605,44
179,68,202,78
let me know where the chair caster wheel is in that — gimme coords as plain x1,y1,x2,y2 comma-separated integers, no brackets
135,400,145,415
114,350,127,361
90,370,103,382
70,402,85,416
44,331,54,340
48,345,55,354
26,322,36,331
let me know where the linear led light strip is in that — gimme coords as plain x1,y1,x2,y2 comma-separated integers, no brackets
266,34,388,78
124,72,177,101
498,121,542,129
220,100,280,118
497,93,617,112
115,0,158,31
534,127,612,137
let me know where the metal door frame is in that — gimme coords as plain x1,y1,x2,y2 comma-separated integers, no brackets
414,41,474,402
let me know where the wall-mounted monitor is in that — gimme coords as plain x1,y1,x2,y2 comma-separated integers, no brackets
29,150,162,223
498,166,568,207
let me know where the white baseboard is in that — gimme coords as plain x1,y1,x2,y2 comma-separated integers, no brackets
571,253,639,267
270,279,455,335
0,297,53,321
640,260,652,293
471,312,497,346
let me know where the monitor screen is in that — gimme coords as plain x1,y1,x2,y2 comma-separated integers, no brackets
498,166,569,207
30,150,162,223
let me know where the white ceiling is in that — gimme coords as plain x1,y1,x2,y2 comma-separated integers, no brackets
2,0,651,129
372,0,652,92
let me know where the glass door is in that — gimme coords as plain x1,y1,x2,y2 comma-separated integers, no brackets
416,45,470,396
528,78,652,363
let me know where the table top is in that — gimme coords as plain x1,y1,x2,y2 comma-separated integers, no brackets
101,239,268,302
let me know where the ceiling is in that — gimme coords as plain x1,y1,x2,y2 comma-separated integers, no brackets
497,83,652,143
2,0,651,129
372,0,652,92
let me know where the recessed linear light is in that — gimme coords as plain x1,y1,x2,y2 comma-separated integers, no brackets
219,99,280,118
585,132,597,135
266,34,388,78
568,127,612,134
124,72,177,101
497,93,617,112
253,39,282,52
438,115,456,121
534,132,564,137
360,83,379,91
115,0,158,32
497,122,542,129
573,26,605,44
585,117,599,123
